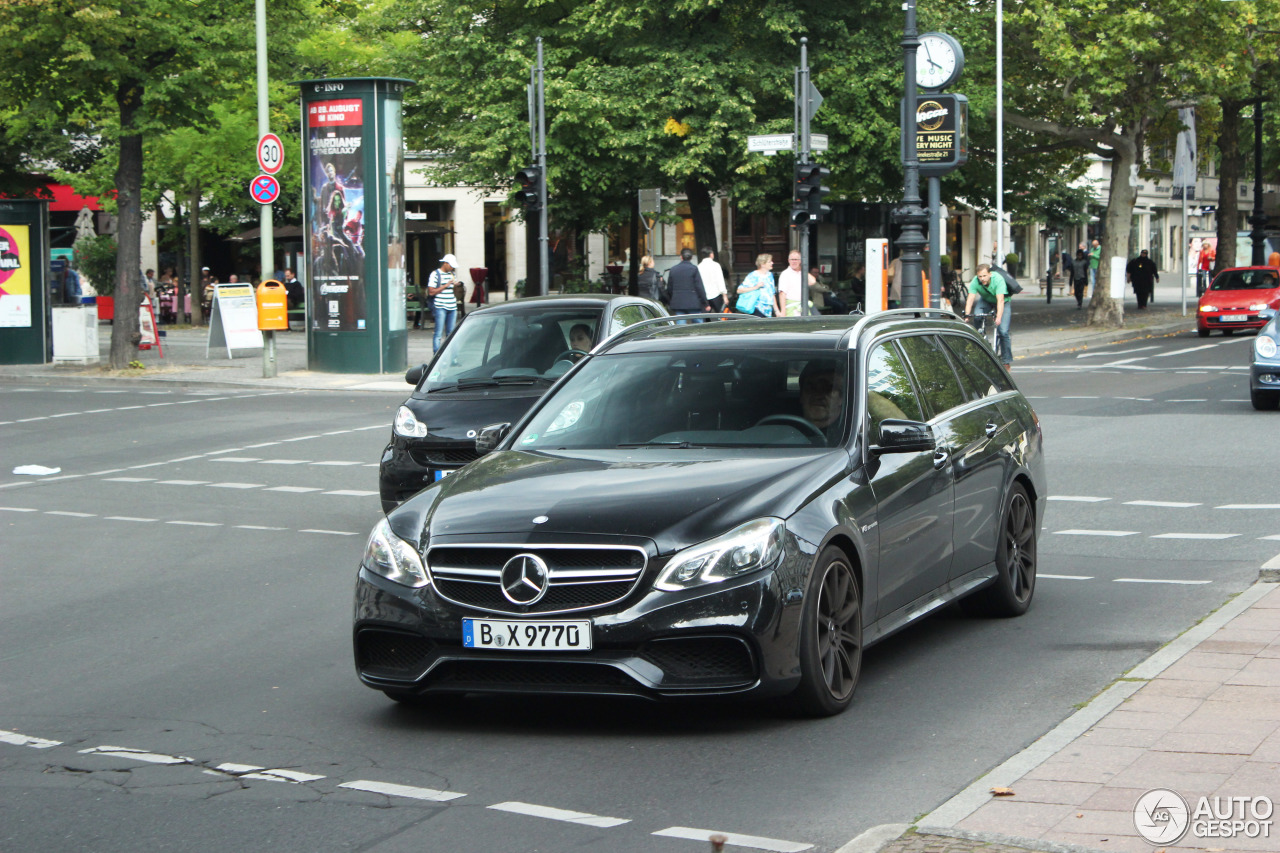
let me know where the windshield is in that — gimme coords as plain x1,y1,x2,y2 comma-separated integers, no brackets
512,349,851,450
1211,270,1280,291
424,309,604,391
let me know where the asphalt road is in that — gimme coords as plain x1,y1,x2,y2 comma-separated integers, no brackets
0,329,1276,853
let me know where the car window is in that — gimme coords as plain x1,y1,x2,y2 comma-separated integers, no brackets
941,334,1014,398
424,309,603,390
511,349,850,449
1210,270,1280,291
896,335,966,417
608,304,648,336
865,343,924,432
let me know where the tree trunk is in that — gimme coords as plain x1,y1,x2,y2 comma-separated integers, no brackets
188,183,202,325
110,79,144,369
684,176,716,256
1214,99,1244,279
1087,136,1139,326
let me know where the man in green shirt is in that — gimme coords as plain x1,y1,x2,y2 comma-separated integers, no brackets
963,263,1012,369
1088,239,1101,290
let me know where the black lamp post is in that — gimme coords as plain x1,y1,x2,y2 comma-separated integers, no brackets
895,0,929,308
1250,94,1268,265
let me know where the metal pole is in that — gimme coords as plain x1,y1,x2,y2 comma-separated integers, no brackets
895,0,928,308
928,176,941,308
256,0,276,378
799,39,811,316
1250,96,1267,265
1181,193,1188,315
996,0,1004,266
537,38,549,295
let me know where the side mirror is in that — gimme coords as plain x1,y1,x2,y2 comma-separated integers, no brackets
871,419,935,455
475,422,511,456
405,364,426,386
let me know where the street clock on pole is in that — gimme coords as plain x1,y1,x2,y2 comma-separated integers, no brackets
917,32,964,91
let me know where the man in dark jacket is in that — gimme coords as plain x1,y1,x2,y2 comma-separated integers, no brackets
665,248,709,322
1125,249,1159,309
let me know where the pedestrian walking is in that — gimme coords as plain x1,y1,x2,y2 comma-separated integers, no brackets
697,247,728,313
1197,238,1216,295
664,248,709,323
778,250,818,316
885,253,903,309
1088,239,1101,290
963,263,1013,370
428,254,460,352
636,255,665,304
1072,244,1089,308
1126,249,1159,309
735,254,778,317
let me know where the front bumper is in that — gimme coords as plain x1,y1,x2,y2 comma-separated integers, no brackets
352,554,806,702
1250,361,1280,392
1198,312,1269,332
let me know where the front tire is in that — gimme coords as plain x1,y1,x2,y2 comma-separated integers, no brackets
1197,327,1210,338
964,482,1037,617
792,546,863,717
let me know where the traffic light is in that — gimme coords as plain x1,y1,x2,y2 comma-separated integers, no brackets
794,161,831,222
515,166,542,211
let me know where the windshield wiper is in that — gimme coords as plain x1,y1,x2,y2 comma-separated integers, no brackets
452,375,555,390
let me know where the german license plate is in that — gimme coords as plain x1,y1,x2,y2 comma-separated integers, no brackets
462,618,592,651
431,469,452,482
1222,314,1247,322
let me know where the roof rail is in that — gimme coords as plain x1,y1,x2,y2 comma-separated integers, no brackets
846,307,963,348
593,312,763,352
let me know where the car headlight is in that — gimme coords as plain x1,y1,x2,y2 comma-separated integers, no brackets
655,518,785,592
1200,305,1218,313
1250,303,1269,312
1257,335,1279,359
393,405,428,438
361,518,428,588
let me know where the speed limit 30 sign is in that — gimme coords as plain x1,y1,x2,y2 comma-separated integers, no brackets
257,133,284,175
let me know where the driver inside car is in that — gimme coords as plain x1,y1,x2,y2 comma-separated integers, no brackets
568,323,594,359
799,360,846,444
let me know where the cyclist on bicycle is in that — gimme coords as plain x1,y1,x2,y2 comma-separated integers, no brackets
963,263,1012,370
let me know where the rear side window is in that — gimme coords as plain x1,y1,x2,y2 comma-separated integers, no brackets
865,343,924,431
941,335,1014,397
896,335,966,417
609,304,648,335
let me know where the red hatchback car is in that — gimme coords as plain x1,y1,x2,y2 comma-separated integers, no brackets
1198,266,1280,337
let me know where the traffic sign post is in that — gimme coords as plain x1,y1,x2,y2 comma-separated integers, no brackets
257,133,284,174
250,174,280,205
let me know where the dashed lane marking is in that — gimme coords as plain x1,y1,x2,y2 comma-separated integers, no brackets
1048,496,1109,502
212,457,261,463
0,506,37,512
1114,578,1213,585
208,482,266,489
155,480,210,486
1125,500,1201,508
488,801,630,828
260,459,308,465
1040,574,1094,580
79,746,191,765
338,780,465,802
104,477,156,483
212,764,325,784
44,510,94,517
299,529,359,536
1151,533,1239,540
104,516,157,523
653,826,813,852
1054,529,1138,536
166,520,221,527
265,486,322,493
1217,504,1280,510
1,729,60,749
236,525,288,531
323,490,378,497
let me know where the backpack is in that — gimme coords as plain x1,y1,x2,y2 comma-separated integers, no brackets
989,264,1023,296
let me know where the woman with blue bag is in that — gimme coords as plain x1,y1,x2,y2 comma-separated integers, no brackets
735,254,778,317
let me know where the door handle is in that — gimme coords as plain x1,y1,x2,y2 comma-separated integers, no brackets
933,450,950,469
984,422,1000,438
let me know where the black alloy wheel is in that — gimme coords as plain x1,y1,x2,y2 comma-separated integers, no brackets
792,546,863,717
1251,387,1280,411
964,482,1037,617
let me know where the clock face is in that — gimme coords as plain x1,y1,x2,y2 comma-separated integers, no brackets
918,33,961,91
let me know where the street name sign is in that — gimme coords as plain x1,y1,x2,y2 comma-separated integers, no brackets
748,134,794,153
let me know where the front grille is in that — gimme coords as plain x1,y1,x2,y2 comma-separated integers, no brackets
427,545,647,615
356,629,435,678
409,445,479,467
639,637,756,686
432,660,637,690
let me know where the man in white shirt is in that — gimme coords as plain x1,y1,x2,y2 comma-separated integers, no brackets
777,250,818,316
697,247,728,313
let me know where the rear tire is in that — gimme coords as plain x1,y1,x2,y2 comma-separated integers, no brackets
963,483,1036,617
1251,387,1280,411
791,547,862,717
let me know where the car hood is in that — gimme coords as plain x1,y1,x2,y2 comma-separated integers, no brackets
1202,288,1280,308
400,390,546,441
392,449,850,555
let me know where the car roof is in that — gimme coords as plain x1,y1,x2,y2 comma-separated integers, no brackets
467,293,652,315
599,309,972,355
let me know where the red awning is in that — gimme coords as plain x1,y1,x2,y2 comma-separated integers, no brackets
48,183,103,212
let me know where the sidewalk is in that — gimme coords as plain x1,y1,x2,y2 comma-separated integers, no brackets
0,282,1198,391
846,571,1280,853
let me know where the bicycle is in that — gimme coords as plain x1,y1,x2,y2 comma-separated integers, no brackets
965,310,999,350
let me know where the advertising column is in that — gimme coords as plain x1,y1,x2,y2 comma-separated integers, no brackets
0,200,51,365
299,77,412,374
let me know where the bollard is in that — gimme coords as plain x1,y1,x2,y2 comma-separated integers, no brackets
709,834,727,852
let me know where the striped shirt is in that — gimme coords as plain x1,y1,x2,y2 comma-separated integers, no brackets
429,268,457,311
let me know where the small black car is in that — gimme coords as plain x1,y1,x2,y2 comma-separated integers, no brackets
379,294,666,511
355,310,1046,716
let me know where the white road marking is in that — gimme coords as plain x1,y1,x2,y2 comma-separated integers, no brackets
1262,535,1280,541
260,459,308,465
127,462,168,470
1125,500,1201,508
155,480,210,486
265,486,322,493
45,510,95,517
1040,574,1094,580
488,801,630,828
105,516,157,523
311,461,362,466
242,442,281,449
213,763,325,783
1154,343,1221,357
1218,504,1280,510
653,826,812,852
299,529,358,536
1100,357,1154,366
208,483,264,489
1151,533,1239,540
323,490,378,497
87,469,125,476
1114,578,1212,585
1165,399,1208,403
281,435,323,442
167,520,222,527
0,506,37,512
1075,345,1160,359
338,780,465,802
79,746,192,765
105,477,157,483
0,729,61,749
236,525,288,531
212,457,261,463
1054,529,1138,536
1060,395,1099,399
1047,496,1109,502
167,455,204,463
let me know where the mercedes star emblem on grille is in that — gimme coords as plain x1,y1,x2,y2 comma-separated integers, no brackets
500,553,550,605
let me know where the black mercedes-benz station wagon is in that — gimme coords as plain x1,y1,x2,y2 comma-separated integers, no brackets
354,309,1046,716
379,294,666,512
